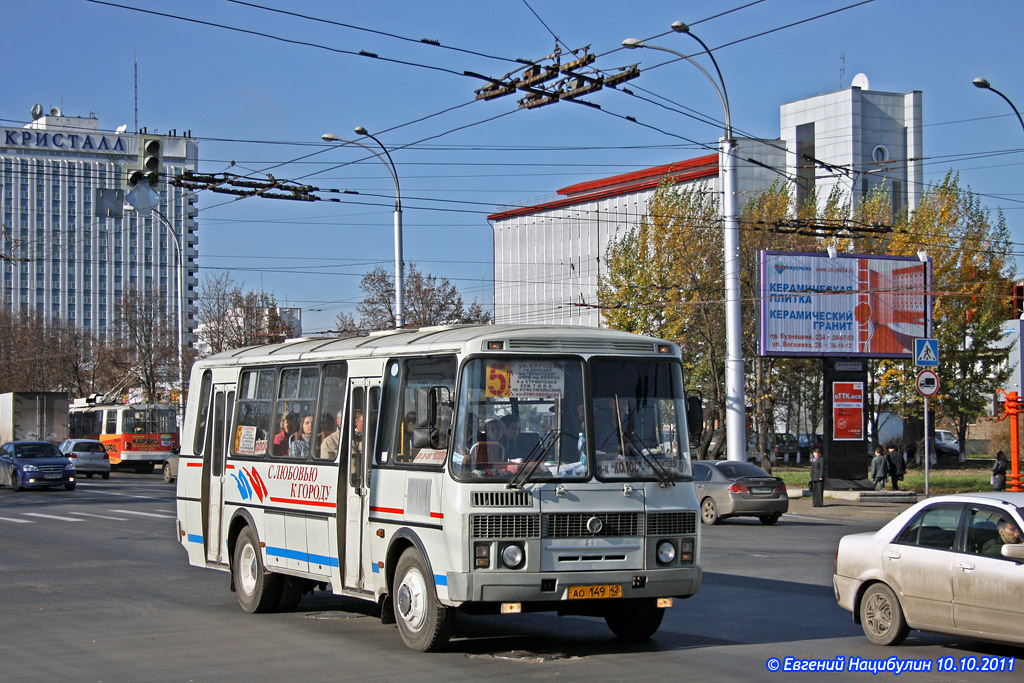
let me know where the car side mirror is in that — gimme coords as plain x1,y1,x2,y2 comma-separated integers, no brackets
170,445,180,455
1002,544,1024,560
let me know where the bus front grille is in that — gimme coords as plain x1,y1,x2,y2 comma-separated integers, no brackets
470,513,541,539
471,490,533,507
646,511,697,535
543,512,644,538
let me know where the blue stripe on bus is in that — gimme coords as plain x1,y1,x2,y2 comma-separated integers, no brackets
265,546,340,567
371,563,380,574
187,534,203,544
434,574,447,586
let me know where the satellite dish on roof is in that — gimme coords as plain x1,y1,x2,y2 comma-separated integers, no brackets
30,103,43,120
115,124,128,134
50,106,62,117
851,73,870,90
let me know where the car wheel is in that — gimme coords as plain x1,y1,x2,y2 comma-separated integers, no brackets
232,526,282,614
11,471,23,492
759,512,782,525
163,464,174,484
860,583,909,646
604,598,665,641
393,548,453,652
700,497,719,525
101,473,110,480
65,483,76,491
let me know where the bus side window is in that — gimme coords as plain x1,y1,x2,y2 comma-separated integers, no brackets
105,409,117,435
193,370,213,456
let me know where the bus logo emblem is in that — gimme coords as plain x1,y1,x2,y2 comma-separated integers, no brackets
586,517,603,534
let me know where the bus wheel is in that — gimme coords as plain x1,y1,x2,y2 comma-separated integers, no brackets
393,548,452,652
605,598,665,641
233,526,281,613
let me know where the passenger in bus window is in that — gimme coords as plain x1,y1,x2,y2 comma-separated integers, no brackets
350,410,365,456
500,414,523,460
317,413,334,452
273,412,298,457
470,418,505,467
319,410,343,460
289,415,314,459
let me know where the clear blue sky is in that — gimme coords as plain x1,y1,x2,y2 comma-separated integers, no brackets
4,0,1023,333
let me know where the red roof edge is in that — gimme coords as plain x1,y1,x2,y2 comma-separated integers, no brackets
488,155,719,222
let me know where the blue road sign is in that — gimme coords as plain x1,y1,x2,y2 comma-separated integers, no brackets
915,338,939,366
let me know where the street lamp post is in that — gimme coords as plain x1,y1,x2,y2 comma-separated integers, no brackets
973,77,1024,136
623,22,746,462
322,128,404,329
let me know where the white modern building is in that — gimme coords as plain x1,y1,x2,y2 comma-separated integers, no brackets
0,105,199,343
490,80,923,327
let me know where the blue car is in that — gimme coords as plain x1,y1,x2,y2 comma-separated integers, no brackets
0,440,77,491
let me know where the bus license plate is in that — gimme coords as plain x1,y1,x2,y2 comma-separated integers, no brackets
568,584,622,600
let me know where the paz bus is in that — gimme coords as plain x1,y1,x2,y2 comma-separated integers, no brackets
175,324,703,651
69,397,179,473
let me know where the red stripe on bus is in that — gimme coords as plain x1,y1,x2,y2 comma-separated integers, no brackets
186,462,203,468
430,512,444,519
370,506,404,514
226,464,235,470
268,497,337,508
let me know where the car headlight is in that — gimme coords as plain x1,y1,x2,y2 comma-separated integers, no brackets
22,464,39,472
65,462,76,470
500,543,525,570
656,540,677,565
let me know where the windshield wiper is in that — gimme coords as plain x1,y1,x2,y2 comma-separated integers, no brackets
506,430,563,490
621,430,676,487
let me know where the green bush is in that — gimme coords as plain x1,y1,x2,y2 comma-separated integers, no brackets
773,467,996,494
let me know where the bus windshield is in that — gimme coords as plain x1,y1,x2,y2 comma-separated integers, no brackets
588,358,691,482
123,408,177,434
452,357,586,481
451,356,691,483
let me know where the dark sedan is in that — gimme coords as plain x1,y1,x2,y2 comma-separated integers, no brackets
0,440,77,491
692,460,788,525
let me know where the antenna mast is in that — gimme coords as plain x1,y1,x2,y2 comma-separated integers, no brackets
134,54,138,133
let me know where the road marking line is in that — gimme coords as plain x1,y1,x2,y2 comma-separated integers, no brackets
69,512,130,521
23,512,83,522
110,509,176,519
0,516,32,523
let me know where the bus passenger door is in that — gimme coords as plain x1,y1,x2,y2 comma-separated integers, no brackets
204,386,234,565
343,380,379,592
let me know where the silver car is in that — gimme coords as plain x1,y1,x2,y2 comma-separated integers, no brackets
58,438,111,479
834,492,1024,646
692,461,789,525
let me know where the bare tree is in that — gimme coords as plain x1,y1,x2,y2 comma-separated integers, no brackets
196,273,296,354
113,289,177,402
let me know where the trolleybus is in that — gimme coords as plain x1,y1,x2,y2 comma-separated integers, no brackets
175,324,703,651
69,398,179,473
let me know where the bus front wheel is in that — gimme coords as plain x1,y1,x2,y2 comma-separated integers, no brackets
604,598,665,641
233,526,282,613
393,548,453,652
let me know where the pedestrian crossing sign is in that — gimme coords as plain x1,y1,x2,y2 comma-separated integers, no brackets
914,338,939,366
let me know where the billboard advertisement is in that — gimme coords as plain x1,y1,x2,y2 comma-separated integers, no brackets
832,381,864,441
760,251,931,358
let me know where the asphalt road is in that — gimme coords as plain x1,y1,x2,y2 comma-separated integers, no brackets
1,476,1021,681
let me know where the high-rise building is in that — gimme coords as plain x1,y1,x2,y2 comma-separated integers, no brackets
0,105,199,343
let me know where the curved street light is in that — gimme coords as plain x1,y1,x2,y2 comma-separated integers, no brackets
321,129,404,329
623,23,746,462
973,77,1024,136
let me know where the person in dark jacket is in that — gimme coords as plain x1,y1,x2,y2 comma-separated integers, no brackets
885,443,905,491
870,446,889,490
809,447,825,507
992,451,1008,492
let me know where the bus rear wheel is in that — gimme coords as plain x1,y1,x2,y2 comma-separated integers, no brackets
393,548,452,652
604,598,665,641
233,526,282,613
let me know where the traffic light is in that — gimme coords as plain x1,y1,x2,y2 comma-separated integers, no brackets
140,136,163,186
1014,284,1024,318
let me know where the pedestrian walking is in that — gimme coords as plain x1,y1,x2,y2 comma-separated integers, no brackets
885,442,904,491
992,450,1008,492
870,446,889,490
810,447,825,507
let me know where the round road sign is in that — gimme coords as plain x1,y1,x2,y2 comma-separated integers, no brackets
916,369,939,398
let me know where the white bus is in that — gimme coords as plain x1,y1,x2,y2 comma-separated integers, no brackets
176,324,703,651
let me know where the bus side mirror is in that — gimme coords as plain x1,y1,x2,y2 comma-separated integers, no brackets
412,427,438,449
416,387,438,429
686,394,704,444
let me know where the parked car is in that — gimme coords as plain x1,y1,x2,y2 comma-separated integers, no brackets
834,492,1024,646
797,433,822,459
774,433,799,461
692,460,789,525
163,453,178,484
933,429,960,457
58,438,110,479
0,440,77,491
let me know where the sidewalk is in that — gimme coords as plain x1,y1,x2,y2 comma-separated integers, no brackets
785,493,916,520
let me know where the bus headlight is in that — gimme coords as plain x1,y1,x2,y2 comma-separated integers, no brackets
656,540,677,565
500,543,525,570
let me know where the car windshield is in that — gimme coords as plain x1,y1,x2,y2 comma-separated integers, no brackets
716,462,772,479
15,443,63,458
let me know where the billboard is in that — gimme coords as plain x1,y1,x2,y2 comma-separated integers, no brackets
832,381,864,441
760,251,931,358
